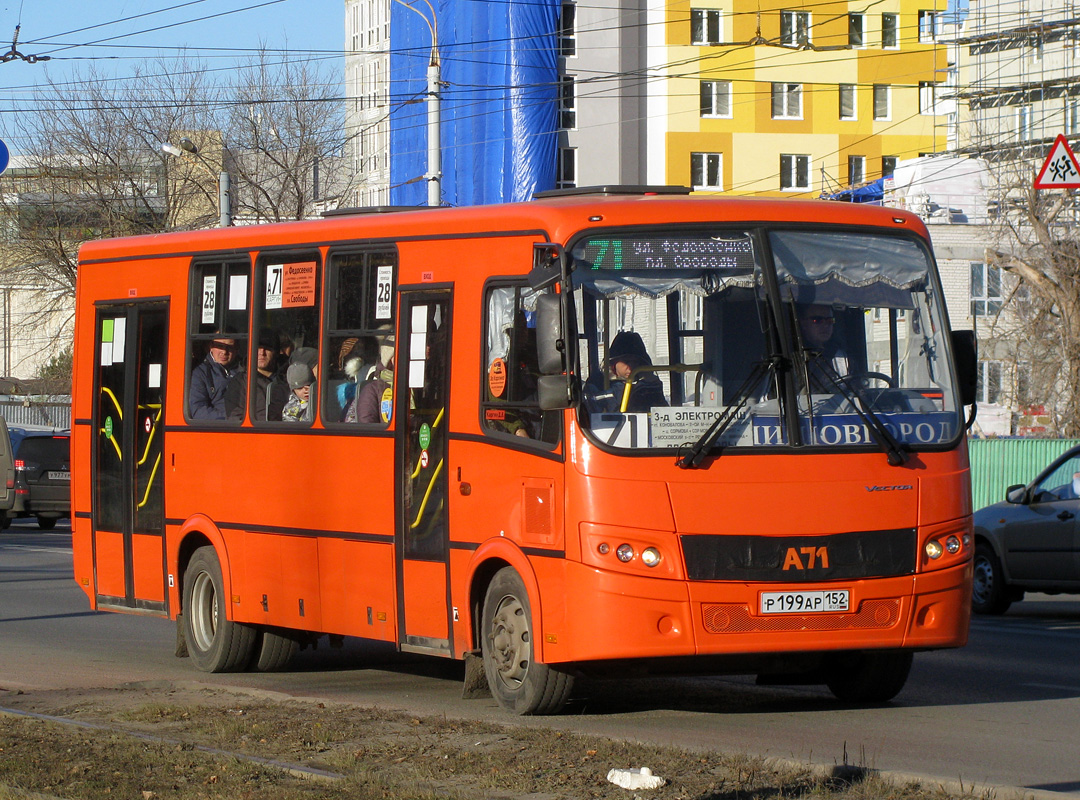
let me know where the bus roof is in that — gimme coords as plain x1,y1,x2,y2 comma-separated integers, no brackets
78,193,930,264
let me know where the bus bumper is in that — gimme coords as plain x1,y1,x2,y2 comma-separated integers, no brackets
548,560,971,665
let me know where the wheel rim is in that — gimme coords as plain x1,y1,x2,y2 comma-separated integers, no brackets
972,555,994,605
189,570,218,651
488,593,531,690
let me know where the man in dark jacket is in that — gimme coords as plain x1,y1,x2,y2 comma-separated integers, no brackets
189,339,242,420
225,328,289,422
585,331,668,414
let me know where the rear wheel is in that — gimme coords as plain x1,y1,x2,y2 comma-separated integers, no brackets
36,517,56,531
481,567,573,715
183,546,256,672
825,650,913,703
972,542,1012,615
253,628,301,672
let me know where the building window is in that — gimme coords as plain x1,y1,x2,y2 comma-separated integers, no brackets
771,82,802,119
918,10,938,43
691,8,723,45
970,262,1002,317
977,361,1002,405
848,13,865,47
700,80,732,117
1017,105,1034,141
780,154,810,190
882,155,898,177
780,10,810,46
919,81,937,115
560,76,577,129
873,84,891,120
557,147,576,189
839,84,856,119
560,2,577,57
881,13,898,47
1067,99,1080,135
848,155,865,185
691,152,724,190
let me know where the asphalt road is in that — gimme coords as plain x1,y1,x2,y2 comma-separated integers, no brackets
2,523,1078,797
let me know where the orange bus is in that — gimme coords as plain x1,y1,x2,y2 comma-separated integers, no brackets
72,187,977,714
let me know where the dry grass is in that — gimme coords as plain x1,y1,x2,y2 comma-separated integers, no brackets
0,688,991,800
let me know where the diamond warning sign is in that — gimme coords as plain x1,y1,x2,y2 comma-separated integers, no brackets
1035,134,1080,189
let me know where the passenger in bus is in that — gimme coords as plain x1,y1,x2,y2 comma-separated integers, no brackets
282,363,315,422
227,328,289,422
585,331,668,414
189,338,242,420
351,334,395,424
291,346,318,377
796,303,851,390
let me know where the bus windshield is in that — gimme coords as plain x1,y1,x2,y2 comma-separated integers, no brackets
570,227,960,453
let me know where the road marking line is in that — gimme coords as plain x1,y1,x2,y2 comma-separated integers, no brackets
1021,682,1080,693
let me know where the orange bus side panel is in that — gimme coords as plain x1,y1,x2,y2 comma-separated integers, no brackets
402,559,449,641
318,538,397,641
131,533,166,604
235,531,282,626
71,518,95,606
94,531,127,599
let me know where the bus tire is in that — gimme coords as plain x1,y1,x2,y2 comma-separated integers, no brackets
253,628,300,672
972,543,1012,615
183,546,256,672
825,650,913,703
481,567,573,715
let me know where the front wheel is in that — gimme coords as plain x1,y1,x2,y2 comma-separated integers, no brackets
825,650,913,703
183,546,256,672
972,542,1012,615
481,567,573,715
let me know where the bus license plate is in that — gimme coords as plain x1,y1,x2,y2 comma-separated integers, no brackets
48,471,71,481
760,590,849,614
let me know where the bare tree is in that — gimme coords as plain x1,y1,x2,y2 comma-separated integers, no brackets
982,159,1080,435
0,51,352,381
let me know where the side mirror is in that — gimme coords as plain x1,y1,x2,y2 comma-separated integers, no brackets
951,329,978,406
1005,484,1026,504
536,294,564,375
537,375,571,410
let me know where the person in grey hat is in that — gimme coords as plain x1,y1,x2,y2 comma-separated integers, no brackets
282,362,315,422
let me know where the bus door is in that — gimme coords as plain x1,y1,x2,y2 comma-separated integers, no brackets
92,302,169,613
395,290,453,655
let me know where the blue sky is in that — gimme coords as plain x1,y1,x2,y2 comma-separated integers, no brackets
0,1,344,87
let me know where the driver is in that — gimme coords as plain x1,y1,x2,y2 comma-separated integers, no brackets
796,304,850,390
585,331,668,413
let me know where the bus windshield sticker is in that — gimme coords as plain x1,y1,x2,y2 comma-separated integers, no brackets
376,265,394,319
282,261,316,308
489,358,507,397
228,274,248,311
100,318,114,365
265,265,283,309
201,275,217,324
148,363,162,389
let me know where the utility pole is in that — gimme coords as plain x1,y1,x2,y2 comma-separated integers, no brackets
392,0,441,207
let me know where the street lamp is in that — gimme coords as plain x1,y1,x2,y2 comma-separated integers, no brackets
391,0,441,207
160,137,232,227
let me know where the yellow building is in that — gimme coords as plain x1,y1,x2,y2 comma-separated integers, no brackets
651,0,947,196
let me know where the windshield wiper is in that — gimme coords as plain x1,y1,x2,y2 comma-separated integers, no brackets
677,354,786,469
806,355,908,467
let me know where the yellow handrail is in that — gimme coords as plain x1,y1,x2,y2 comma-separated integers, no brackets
410,458,444,529
137,453,162,509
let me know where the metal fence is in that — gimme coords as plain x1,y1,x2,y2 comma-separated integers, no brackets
968,437,1080,510
0,399,71,430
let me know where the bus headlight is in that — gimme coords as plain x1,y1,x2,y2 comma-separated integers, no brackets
641,547,662,567
944,535,961,554
616,544,635,563
925,540,943,559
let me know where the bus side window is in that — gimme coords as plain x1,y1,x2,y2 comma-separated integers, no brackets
253,253,321,424
481,284,560,445
187,260,249,424
323,249,397,426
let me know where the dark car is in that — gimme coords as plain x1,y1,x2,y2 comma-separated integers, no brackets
972,444,1080,614
5,427,70,530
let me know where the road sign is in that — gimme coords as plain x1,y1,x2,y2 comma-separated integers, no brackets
0,138,8,176
1034,134,1080,189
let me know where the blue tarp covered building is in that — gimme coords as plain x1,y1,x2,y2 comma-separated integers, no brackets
389,1,560,207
